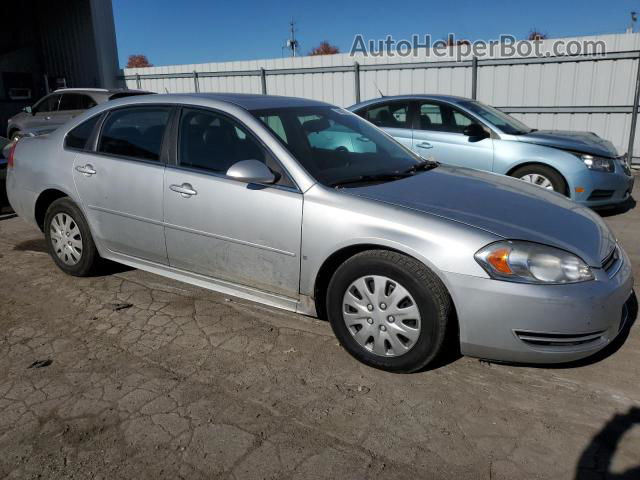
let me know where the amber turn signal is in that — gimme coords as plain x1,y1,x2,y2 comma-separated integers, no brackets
486,247,513,274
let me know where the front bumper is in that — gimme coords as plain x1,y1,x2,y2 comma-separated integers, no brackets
444,247,634,363
571,162,635,207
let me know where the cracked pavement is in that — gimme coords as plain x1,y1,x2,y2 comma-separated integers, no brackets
0,180,639,479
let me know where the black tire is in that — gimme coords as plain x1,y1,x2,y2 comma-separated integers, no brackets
44,197,100,276
9,130,21,142
510,164,568,196
326,250,451,373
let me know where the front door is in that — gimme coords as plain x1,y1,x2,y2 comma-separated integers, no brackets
413,101,494,171
163,107,303,298
72,105,173,264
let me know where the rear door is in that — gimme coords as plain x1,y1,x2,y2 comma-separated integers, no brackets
413,101,493,171
57,93,97,126
72,105,173,264
359,101,413,150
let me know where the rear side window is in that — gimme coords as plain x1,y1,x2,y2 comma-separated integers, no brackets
59,94,97,111
65,115,101,150
361,102,410,129
98,107,171,162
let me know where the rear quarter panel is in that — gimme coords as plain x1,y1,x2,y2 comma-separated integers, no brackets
7,134,78,225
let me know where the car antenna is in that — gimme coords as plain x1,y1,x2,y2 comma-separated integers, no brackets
373,81,385,98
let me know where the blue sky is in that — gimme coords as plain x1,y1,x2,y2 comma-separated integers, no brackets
112,0,640,67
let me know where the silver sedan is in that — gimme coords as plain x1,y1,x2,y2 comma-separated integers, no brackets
6,93,635,372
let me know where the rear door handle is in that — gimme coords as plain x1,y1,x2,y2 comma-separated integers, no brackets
416,141,433,149
75,164,96,176
170,183,197,198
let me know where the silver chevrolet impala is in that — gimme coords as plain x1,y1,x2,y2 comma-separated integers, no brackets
6,93,635,372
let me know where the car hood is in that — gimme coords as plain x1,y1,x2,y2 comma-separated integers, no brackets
516,130,618,158
346,166,615,267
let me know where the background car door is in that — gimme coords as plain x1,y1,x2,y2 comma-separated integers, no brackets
58,93,97,125
360,101,413,150
72,105,172,264
29,94,61,130
412,101,494,171
163,107,303,298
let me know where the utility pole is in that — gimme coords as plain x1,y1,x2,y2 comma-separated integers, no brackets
283,19,299,57
627,11,637,33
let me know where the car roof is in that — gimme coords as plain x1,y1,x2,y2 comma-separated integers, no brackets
106,92,331,111
348,94,473,111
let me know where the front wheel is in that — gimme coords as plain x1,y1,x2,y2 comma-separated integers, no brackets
510,164,568,196
44,197,100,276
326,250,451,372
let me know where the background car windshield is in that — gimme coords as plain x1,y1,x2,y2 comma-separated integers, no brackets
251,106,422,186
460,101,532,135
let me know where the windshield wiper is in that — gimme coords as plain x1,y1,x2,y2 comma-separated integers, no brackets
403,159,439,174
330,172,412,188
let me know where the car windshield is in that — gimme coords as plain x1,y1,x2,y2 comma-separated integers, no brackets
460,100,532,135
251,106,427,187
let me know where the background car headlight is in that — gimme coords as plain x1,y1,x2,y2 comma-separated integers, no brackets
579,153,614,173
475,241,594,284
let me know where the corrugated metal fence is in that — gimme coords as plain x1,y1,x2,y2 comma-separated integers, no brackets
123,33,640,165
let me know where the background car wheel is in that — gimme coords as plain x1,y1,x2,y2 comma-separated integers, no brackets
44,197,99,276
9,130,21,142
511,164,567,195
326,250,451,373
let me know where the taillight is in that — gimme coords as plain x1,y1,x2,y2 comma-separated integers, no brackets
7,142,16,168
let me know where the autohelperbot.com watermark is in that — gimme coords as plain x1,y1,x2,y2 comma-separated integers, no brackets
349,34,607,60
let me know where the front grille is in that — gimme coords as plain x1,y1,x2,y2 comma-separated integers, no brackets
588,189,614,200
514,329,606,347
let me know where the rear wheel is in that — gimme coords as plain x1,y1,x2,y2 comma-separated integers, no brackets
9,130,21,142
326,250,451,372
44,198,99,276
511,164,567,195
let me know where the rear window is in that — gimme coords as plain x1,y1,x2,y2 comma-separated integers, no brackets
109,92,153,101
65,115,101,150
98,107,171,162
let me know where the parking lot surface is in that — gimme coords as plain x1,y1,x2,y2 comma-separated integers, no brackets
0,178,639,479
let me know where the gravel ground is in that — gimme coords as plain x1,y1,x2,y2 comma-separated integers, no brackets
0,177,638,479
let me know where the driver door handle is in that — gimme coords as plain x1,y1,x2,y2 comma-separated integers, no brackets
416,141,433,149
75,164,96,176
170,183,197,197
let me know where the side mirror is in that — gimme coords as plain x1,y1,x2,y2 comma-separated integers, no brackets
226,159,276,184
463,123,489,139
23,106,32,114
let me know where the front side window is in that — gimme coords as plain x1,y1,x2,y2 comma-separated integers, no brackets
252,106,425,187
59,94,97,111
65,115,101,150
178,108,293,187
459,100,532,135
98,107,171,162
361,102,410,129
418,102,474,134
33,94,60,114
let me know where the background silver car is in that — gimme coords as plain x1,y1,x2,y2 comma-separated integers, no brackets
349,95,635,209
7,87,151,141
6,93,635,372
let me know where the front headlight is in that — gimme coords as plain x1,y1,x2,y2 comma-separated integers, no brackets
475,241,594,284
579,153,614,173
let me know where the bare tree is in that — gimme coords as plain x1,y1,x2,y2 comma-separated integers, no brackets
309,41,340,56
126,54,153,68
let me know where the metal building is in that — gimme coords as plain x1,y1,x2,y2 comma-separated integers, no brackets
0,0,120,133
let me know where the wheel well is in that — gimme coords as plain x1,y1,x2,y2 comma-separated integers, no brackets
506,162,569,196
34,189,68,231
7,128,18,139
